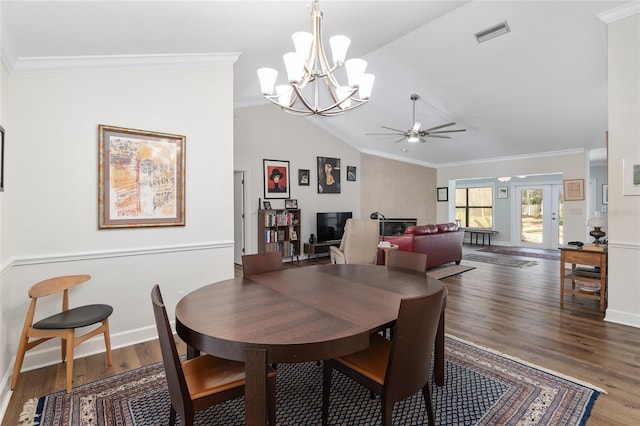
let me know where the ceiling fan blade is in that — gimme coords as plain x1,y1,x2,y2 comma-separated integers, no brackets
428,129,467,134
424,122,457,131
365,132,406,136
381,125,408,134
427,135,452,139
394,136,407,144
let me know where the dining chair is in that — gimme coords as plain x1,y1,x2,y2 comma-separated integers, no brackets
242,251,284,275
151,285,277,426
11,274,113,393
322,287,446,426
329,218,379,264
386,250,428,275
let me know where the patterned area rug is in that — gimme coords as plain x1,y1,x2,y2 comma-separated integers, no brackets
21,336,603,426
427,264,476,280
463,253,538,268
479,246,560,261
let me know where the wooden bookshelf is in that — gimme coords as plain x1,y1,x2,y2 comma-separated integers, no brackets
258,209,301,262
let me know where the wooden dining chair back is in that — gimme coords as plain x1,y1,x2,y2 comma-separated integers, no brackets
11,274,113,393
151,285,277,426
322,287,446,426
242,251,284,275
386,250,428,276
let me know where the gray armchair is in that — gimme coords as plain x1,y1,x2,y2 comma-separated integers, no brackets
329,219,379,264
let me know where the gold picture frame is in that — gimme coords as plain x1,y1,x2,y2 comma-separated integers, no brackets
563,179,584,201
98,125,185,228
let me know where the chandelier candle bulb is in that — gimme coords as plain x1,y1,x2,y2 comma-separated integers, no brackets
329,35,351,65
257,68,278,95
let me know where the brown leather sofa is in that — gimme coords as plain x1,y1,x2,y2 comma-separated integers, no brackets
383,223,464,269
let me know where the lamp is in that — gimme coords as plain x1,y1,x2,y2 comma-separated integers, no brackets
586,214,607,244
257,0,374,117
370,212,387,241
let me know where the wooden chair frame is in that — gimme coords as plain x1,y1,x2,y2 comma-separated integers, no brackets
11,275,113,393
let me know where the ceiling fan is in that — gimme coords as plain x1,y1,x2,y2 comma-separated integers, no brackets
367,94,466,143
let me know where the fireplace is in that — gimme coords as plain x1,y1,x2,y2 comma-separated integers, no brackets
379,218,417,237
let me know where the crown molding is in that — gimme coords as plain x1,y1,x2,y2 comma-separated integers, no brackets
6,52,241,74
597,2,640,23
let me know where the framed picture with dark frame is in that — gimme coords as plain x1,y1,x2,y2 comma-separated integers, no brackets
347,166,357,181
263,159,290,199
298,169,310,186
497,186,508,199
0,125,4,192
437,187,448,202
317,156,341,193
263,201,272,210
98,125,185,228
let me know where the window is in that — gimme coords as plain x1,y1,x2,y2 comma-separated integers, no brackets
455,187,493,228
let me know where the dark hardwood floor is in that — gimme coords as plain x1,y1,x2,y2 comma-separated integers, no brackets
3,245,639,425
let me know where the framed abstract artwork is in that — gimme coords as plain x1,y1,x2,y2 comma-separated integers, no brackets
98,125,185,228
263,159,290,199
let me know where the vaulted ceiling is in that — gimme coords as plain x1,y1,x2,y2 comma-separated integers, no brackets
2,1,635,166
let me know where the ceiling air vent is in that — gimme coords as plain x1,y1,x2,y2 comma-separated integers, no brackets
474,21,511,43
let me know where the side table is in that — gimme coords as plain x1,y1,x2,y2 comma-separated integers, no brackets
559,245,607,313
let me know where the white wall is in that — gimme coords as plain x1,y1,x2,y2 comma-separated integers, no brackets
0,63,236,401
234,105,362,255
436,151,590,243
606,12,640,327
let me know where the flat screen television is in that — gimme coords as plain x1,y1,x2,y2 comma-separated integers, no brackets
316,212,352,243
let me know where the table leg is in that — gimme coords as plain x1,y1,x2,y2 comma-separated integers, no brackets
186,345,200,359
245,348,268,426
435,310,445,387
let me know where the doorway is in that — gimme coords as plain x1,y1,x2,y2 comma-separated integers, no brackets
233,171,246,264
514,184,563,249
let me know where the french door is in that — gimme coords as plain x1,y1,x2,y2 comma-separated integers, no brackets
514,184,563,249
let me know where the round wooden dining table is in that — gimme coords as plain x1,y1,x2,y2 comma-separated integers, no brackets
175,263,445,426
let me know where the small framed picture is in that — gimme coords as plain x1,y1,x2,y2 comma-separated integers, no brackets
602,184,608,204
347,166,357,181
263,201,272,210
285,199,298,209
563,179,584,201
497,186,508,199
298,169,310,186
437,187,448,202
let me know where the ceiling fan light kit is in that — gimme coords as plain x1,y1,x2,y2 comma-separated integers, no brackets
257,0,374,116
367,94,466,144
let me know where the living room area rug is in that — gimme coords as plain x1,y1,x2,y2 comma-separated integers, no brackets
463,253,538,268
20,335,604,426
427,264,475,280
479,246,560,261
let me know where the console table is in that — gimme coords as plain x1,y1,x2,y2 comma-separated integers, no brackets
461,227,498,246
304,240,341,260
559,245,607,313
